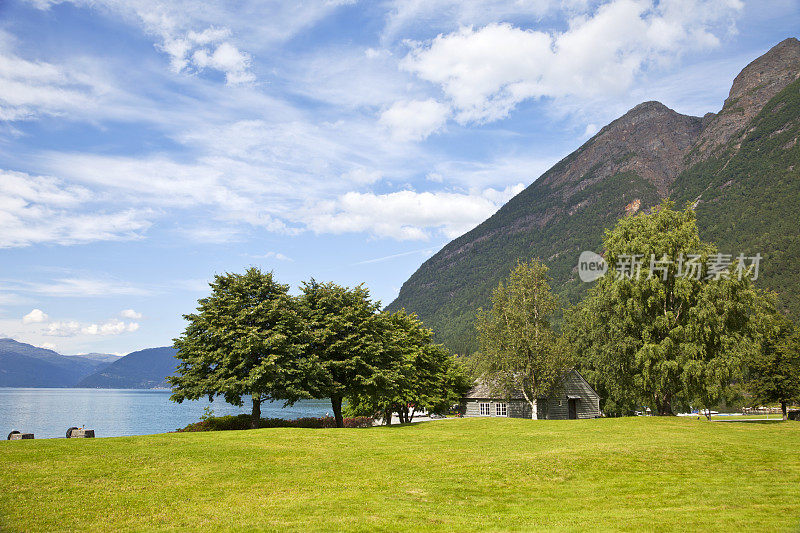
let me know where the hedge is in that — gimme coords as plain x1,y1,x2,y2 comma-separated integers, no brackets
177,415,374,432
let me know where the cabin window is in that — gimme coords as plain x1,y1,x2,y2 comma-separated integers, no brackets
479,403,490,416
496,403,507,417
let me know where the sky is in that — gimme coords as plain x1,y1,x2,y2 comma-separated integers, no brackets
0,0,798,355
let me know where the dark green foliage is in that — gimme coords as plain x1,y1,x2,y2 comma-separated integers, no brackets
388,78,800,357
671,78,800,320
474,260,572,415
346,310,471,423
176,414,373,432
387,170,661,355
746,307,800,419
299,280,401,427
565,202,763,416
170,268,311,426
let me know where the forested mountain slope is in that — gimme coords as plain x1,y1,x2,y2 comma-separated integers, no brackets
77,347,178,389
387,38,800,355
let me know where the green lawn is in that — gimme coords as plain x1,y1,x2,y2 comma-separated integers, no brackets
2,417,799,532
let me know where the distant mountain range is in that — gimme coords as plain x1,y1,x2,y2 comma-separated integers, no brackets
0,338,177,389
387,37,800,355
78,347,178,389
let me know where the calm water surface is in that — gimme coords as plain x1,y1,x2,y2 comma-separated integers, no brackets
0,388,331,438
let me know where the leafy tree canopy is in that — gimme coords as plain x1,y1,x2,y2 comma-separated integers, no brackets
746,302,800,419
299,279,400,427
347,309,471,423
566,201,763,416
475,259,572,418
170,267,311,427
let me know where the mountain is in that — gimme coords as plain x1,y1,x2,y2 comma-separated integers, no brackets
387,37,800,355
0,338,110,387
77,347,178,389
65,352,122,363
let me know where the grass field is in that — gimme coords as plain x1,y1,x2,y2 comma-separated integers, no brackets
1,417,799,532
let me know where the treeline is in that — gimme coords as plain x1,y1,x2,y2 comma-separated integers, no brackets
170,273,471,428
470,201,800,419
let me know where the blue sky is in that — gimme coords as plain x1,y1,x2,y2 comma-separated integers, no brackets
0,0,797,355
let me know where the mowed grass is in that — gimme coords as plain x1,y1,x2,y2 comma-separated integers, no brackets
1,418,799,532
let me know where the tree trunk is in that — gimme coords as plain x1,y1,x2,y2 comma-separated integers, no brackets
657,393,673,416
331,396,344,428
384,407,392,426
782,401,788,421
251,395,262,429
408,406,416,423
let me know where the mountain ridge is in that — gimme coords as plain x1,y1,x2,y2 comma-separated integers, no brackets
77,347,178,389
0,338,176,389
387,37,800,354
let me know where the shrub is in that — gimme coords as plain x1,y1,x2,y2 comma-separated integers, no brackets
176,414,373,432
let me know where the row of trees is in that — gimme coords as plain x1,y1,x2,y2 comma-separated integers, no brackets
473,201,800,419
169,270,469,428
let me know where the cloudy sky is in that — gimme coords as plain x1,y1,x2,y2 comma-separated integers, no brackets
0,0,797,354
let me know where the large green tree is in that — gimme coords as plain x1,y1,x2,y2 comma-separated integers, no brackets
299,280,399,428
170,268,310,427
747,307,800,420
347,310,471,424
475,260,572,418
566,201,762,416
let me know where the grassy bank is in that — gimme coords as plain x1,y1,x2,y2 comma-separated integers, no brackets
1,417,798,532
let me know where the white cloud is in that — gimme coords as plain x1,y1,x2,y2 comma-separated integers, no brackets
400,0,742,123
44,318,139,337
0,169,152,248
80,320,140,336
307,184,525,240
379,99,450,141
0,293,25,306
120,309,142,319
343,168,383,185
36,115,425,236
26,1,355,86
44,320,81,337
250,251,294,262
21,278,150,297
352,247,437,265
23,309,48,324
430,155,560,189
177,225,246,244
0,35,110,121
381,0,560,44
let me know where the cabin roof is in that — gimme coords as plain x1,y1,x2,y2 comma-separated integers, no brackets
464,369,599,401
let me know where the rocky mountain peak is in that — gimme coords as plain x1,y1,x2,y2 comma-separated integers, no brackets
727,37,800,105
544,100,701,198
692,37,800,160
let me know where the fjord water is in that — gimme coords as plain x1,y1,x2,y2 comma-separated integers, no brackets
0,388,331,438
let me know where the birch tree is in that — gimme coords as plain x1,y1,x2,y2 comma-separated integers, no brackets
475,260,570,418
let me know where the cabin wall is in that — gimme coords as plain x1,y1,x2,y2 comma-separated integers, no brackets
545,371,601,419
463,370,601,420
464,399,530,418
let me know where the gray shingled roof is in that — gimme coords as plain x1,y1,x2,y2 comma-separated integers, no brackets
464,369,598,401
464,380,527,400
